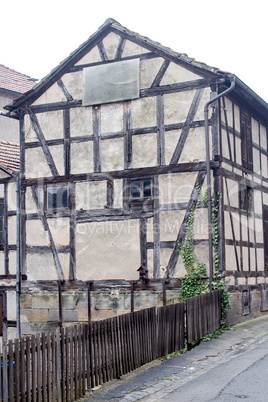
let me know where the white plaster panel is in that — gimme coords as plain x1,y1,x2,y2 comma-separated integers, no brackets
76,220,140,280
194,208,208,240
165,130,182,165
242,247,249,271
48,145,64,176
255,218,263,244
225,244,237,271
7,291,16,320
24,113,38,143
235,137,242,165
70,107,93,137
101,138,124,171
131,97,156,129
113,179,123,208
221,129,229,159
146,217,154,243
256,248,264,271
164,91,195,125
260,124,267,150
252,118,259,145
122,40,149,57
195,246,209,275
25,187,39,214
26,220,49,246
173,257,187,278
160,210,184,242
0,184,4,198
9,251,16,275
70,141,93,174
248,215,255,243
0,171,10,179
48,217,70,246
234,104,240,133
159,172,197,204
75,46,101,65
224,211,232,240
232,212,240,241
253,148,260,175
160,249,173,277
101,103,123,134
261,154,267,178
160,63,201,86
38,111,63,141
7,182,17,211
25,147,51,179
226,179,239,208
76,181,106,210
33,82,66,106
61,71,83,100
195,87,211,121
8,216,16,245
0,252,4,274
102,32,121,60
241,215,248,242
140,57,165,89
147,249,154,278
180,127,209,163
263,192,268,205
224,97,233,126
27,253,60,281
132,133,157,168
254,190,262,214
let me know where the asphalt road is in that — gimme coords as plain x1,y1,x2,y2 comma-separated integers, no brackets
81,315,268,401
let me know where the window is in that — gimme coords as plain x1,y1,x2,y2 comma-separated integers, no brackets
0,198,4,249
240,110,253,171
131,179,152,200
239,184,252,212
47,186,68,211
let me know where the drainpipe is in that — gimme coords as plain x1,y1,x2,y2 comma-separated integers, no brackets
204,74,235,291
15,171,21,338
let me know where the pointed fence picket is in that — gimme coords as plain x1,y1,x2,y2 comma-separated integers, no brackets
0,290,221,401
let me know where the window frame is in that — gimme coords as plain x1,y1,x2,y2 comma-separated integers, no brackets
46,185,69,213
130,178,153,202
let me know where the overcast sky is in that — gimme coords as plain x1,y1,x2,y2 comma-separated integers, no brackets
2,0,268,102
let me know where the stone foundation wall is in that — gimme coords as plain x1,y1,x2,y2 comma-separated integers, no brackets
227,289,268,325
20,289,181,335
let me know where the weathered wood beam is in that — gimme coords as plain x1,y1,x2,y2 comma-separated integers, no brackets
31,186,66,281
222,97,233,161
140,217,147,269
124,102,132,169
170,88,205,165
115,37,126,59
28,109,59,176
63,109,70,177
107,180,114,208
57,79,73,101
151,60,170,88
153,175,160,278
3,184,9,275
165,170,206,278
93,107,101,172
98,41,108,61
156,95,165,166
23,161,219,187
69,182,76,280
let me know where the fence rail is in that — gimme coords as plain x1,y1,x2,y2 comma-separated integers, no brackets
0,290,221,401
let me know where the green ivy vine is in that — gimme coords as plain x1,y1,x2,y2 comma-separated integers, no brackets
178,182,229,328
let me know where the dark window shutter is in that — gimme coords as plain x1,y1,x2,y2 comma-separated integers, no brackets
240,110,252,171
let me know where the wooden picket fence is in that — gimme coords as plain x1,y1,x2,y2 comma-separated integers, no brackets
0,290,221,401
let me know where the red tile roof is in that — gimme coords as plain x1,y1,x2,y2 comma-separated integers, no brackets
0,140,20,172
0,64,36,94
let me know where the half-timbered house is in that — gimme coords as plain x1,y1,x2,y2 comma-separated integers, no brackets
5,19,268,332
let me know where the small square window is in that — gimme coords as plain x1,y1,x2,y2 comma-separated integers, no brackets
239,184,252,212
47,187,68,211
131,179,152,200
